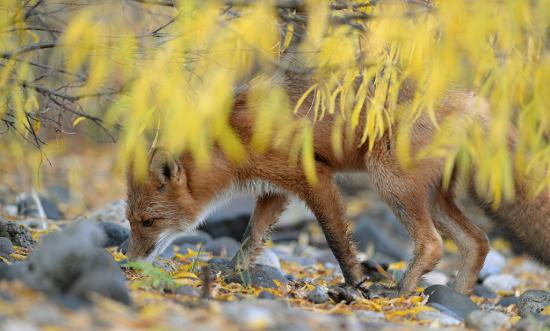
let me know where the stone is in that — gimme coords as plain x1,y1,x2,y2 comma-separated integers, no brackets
465,310,511,331
16,193,62,220
518,290,550,317
352,215,411,262
98,222,130,247
424,285,479,320
18,221,131,306
421,270,449,287
514,315,550,331
483,274,520,292
80,200,128,227
497,295,519,307
354,310,385,322
172,231,212,246
308,286,330,304
417,311,461,326
0,237,14,257
0,220,35,248
257,290,276,300
479,250,506,280
224,264,288,289
0,263,18,281
174,285,200,297
203,237,240,257
255,249,281,271
68,268,131,305
221,301,277,329
472,284,497,299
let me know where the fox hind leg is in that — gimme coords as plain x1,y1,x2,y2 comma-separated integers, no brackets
433,189,489,294
230,194,289,270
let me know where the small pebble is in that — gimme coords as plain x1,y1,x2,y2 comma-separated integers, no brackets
483,274,519,292
0,237,14,257
308,286,329,304
465,310,510,331
518,290,550,317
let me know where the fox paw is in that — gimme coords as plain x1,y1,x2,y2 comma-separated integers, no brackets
366,283,400,299
328,282,374,303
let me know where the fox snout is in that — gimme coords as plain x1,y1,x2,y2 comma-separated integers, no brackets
126,238,156,262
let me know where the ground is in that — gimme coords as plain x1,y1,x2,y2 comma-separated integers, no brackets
0,140,549,331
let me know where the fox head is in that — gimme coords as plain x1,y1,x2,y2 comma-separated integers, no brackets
126,148,201,262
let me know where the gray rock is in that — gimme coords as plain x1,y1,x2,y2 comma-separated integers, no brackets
352,215,411,262
221,301,277,329
0,263,18,281
255,249,281,270
0,237,14,257
0,220,35,248
420,270,449,287
514,315,550,331
479,250,506,280
68,268,131,305
80,200,128,227
424,285,479,320
98,222,130,247
465,310,511,331
18,221,130,306
224,264,288,289
354,310,385,322
417,311,461,326
16,194,62,220
257,290,276,300
203,237,240,257
483,274,519,292
473,285,497,299
308,286,329,304
497,295,519,307
172,231,212,246
518,290,550,317
26,303,64,326
175,285,200,297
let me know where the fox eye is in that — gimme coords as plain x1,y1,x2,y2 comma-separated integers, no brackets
142,219,155,228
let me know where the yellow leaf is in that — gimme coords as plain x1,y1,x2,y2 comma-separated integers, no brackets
72,116,87,127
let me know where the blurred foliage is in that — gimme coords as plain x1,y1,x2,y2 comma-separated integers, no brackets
0,0,549,204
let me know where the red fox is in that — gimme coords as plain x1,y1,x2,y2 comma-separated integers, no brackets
125,78,550,297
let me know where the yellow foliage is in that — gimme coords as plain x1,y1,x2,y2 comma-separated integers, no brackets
0,0,549,201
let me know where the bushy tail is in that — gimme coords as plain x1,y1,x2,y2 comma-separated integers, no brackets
471,183,550,265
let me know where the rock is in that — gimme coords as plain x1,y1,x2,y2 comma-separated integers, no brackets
257,290,276,300
0,220,35,248
421,270,449,287
0,263,18,281
255,249,281,270
424,285,479,320
224,264,288,289
203,237,240,257
518,290,550,317
221,301,277,329
354,310,385,322
497,295,519,307
472,285,497,299
19,221,130,306
314,249,338,265
68,268,131,305
483,274,520,292
352,215,411,262
118,238,129,254
479,250,506,280
172,231,212,246
465,310,511,331
0,237,14,257
417,311,461,326
514,315,550,331
26,303,64,326
80,200,128,227
98,222,130,247
308,286,330,304
174,285,200,297
16,193,62,220
39,196,62,221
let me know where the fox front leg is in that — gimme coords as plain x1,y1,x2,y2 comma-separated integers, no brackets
230,194,289,270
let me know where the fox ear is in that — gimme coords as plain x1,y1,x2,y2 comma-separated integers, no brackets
148,148,181,188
